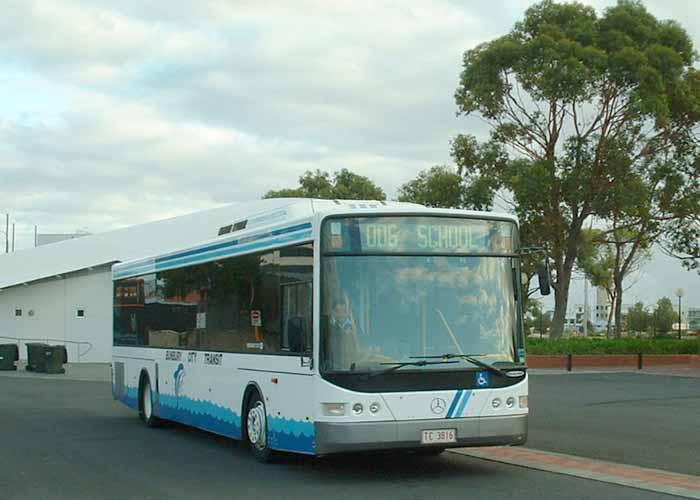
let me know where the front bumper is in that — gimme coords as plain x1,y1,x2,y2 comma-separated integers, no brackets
315,414,527,455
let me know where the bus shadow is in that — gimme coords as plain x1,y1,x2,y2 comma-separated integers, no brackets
168,420,498,481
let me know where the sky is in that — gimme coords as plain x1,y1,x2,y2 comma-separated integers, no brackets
0,0,698,311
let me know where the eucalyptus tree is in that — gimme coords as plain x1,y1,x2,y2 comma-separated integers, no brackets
452,0,700,338
264,169,386,201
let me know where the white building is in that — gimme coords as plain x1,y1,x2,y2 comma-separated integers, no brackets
0,199,309,363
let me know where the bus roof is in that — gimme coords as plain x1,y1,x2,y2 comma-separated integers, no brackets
112,198,518,281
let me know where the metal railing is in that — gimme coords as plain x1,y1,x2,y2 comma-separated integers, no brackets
0,336,93,362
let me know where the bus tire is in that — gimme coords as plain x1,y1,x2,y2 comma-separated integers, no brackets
245,391,273,462
139,373,162,428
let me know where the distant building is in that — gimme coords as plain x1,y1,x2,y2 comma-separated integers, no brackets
594,287,612,330
688,308,700,331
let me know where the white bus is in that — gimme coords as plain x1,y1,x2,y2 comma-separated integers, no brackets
112,199,543,461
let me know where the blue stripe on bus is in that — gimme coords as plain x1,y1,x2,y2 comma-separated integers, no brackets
113,228,312,280
446,390,463,419
154,230,312,272
113,222,311,276
454,390,472,418
156,222,312,264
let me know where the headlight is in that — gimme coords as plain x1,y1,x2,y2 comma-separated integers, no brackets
322,403,346,416
519,395,528,408
491,398,501,409
369,402,381,414
506,397,516,409
352,403,364,415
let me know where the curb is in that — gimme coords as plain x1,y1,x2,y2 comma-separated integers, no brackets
450,446,700,499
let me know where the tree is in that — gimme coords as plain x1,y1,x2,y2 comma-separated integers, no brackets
452,0,700,339
654,297,676,335
578,225,651,337
397,166,466,208
263,169,386,200
663,214,700,273
523,300,552,336
626,302,650,335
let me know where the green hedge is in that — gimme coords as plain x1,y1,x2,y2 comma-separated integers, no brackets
526,337,700,355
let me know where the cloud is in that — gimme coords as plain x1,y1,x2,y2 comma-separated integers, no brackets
0,0,697,305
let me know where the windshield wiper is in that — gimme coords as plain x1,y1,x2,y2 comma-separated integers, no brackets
360,360,459,379
410,353,506,377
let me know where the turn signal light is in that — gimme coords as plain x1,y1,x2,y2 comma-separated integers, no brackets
519,396,528,408
322,403,346,416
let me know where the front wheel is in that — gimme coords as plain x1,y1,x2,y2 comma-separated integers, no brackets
139,376,161,427
245,393,273,462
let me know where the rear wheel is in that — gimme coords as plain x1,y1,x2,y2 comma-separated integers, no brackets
139,376,161,427
245,392,273,462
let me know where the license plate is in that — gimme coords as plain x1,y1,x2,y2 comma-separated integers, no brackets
421,429,456,444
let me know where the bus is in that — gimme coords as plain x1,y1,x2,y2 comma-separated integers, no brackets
112,199,547,461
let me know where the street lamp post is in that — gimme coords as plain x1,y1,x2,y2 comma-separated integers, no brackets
675,288,685,340
540,301,544,339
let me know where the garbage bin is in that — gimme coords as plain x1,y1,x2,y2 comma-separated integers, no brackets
0,344,19,371
44,345,67,374
26,343,49,372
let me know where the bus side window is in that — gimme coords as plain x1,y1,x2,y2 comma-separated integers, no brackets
281,281,312,353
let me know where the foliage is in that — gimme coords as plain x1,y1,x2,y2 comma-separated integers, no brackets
654,296,676,334
626,302,650,334
397,165,466,208
523,300,552,336
526,337,700,355
664,215,700,273
452,0,700,339
577,226,651,336
263,169,386,201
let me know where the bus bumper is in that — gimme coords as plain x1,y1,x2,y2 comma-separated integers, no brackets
315,414,527,455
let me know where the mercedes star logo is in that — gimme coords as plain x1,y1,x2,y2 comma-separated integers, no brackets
430,397,447,414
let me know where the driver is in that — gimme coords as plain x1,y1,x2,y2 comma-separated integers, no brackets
326,300,361,370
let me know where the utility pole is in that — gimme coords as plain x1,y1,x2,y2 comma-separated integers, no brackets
583,277,589,337
11,222,15,252
4,213,8,253
675,288,684,340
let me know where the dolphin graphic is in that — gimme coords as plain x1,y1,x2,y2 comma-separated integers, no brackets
174,363,185,397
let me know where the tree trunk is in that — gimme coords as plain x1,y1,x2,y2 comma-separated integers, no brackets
606,289,615,338
549,217,583,340
613,275,624,338
550,264,573,340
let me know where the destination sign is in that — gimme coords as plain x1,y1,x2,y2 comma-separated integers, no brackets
323,216,516,254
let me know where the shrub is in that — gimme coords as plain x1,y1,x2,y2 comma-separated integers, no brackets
525,337,700,355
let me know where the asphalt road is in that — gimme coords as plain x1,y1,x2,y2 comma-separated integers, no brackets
528,373,700,476
0,375,689,500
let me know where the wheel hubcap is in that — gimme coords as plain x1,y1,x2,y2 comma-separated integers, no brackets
247,401,267,450
143,381,152,419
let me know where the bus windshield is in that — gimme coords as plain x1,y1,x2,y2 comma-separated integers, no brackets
320,216,520,373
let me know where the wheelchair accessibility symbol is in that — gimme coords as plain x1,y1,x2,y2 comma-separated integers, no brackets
476,371,490,388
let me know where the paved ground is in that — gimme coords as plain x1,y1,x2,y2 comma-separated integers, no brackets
528,372,700,476
0,375,687,500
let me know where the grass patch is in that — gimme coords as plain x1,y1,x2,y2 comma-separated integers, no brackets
526,337,700,355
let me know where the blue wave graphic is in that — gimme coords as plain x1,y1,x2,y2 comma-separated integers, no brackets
268,416,316,454
114,385,139,410
159,392,242,439
116,386,315,453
